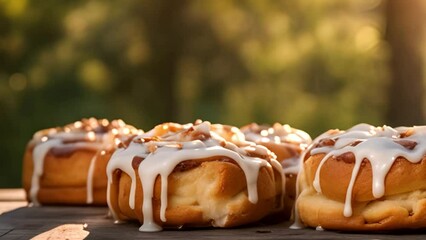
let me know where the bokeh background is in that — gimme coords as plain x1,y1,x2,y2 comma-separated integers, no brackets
1,0,425,187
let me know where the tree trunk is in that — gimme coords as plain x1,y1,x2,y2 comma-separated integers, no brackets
143,0,187,122
385,0,425,126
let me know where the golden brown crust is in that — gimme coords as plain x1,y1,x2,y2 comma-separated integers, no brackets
296,124,426,230
304,154,426,202
297,187,426,231
297,153,426,230
109,160,282,228
22,144,111,205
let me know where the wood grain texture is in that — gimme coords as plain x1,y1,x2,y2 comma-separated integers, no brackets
0,206,425,239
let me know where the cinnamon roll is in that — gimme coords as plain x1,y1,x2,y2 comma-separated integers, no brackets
22,118,141,206
210,123,246,143
295,123,426,230
241,123,311,219
106,121,284,232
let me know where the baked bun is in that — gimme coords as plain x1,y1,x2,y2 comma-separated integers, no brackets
144,120,246,143
22,118,141,206
241,123,311,219
106,121,284,232
296,123,426,231
210,123,246,143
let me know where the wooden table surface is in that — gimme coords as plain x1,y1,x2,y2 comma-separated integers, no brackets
1,189,426,239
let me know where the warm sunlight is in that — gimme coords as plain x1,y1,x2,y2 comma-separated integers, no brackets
31,224,90,240
1,0,426,238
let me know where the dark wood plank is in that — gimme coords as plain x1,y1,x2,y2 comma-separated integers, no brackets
0,202,27,215
0,206,426,239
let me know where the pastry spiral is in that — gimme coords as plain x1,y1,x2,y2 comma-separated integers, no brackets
22,118,141,205
295,123,426,230
106,121,284,232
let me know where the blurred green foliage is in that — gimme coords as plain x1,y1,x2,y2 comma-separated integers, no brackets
0,0,387,187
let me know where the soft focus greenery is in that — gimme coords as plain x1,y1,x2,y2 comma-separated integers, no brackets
1,0,388,187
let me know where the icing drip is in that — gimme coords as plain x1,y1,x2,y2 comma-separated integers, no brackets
316,226,324,231
31,139,62,206
86,152,97,204
310,123,426,218
290,144,311,229
86,150,107,204
29,118,140,205
31,140,103,205
107,121,282,232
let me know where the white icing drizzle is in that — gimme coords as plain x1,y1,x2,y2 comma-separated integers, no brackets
316,226,324,231
107,121,282,232
29,118,140,206
86,152,98,204
289,145,310,229
310,123,426,218
86,150,107,204
31,139,62,206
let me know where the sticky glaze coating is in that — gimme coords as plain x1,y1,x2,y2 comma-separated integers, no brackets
106,121,285,232
241,123,311,219
22,118,141,206
295,123,426,231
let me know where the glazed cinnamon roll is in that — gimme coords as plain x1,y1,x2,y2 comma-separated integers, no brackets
295,123,426,230
22,118,141,206
241,123,311,219
106,121,284,232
